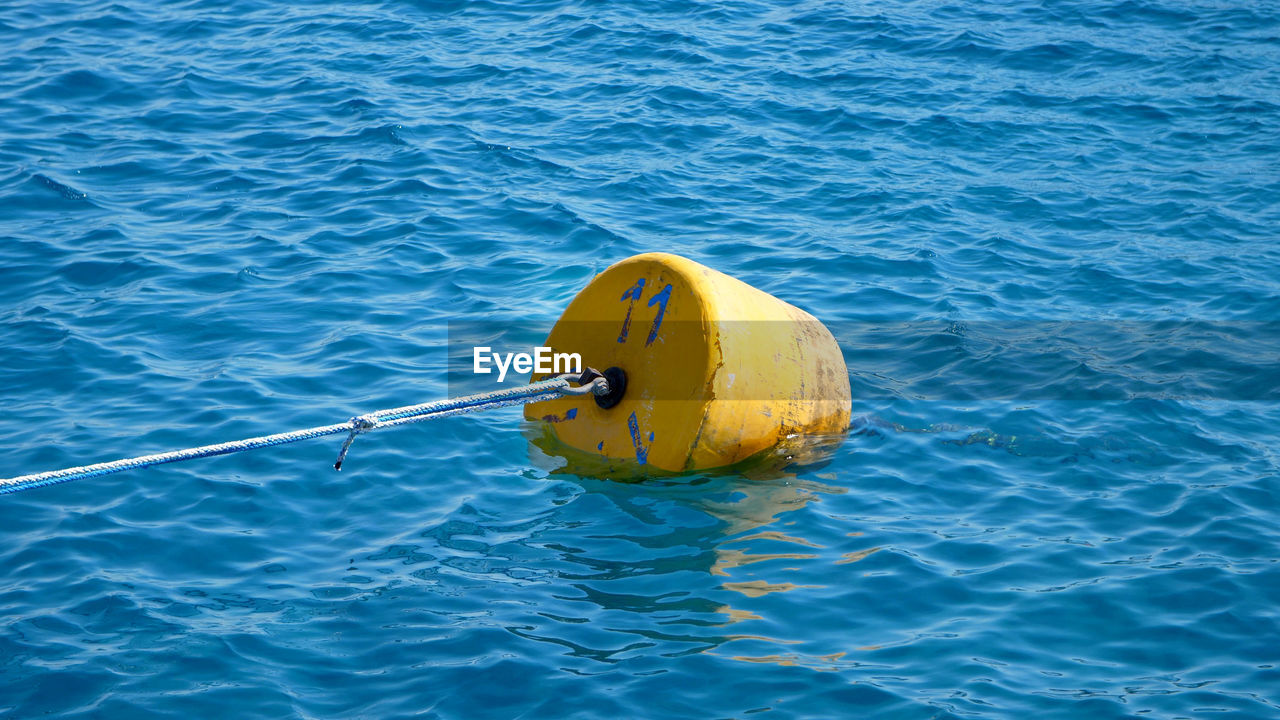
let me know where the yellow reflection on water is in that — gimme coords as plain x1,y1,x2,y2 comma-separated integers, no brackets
711,548,819,577
715,605,762,623
692,467,844,603
527,426,865,668
724,529,825,548
835,546,881,564
728,651,848,671
720,580,825,598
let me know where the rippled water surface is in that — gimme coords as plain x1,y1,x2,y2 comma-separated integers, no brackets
3,0,1279,717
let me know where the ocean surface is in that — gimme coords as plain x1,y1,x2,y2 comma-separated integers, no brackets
2,0,1279,717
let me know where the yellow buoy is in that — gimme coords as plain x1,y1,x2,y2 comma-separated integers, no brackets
525,252,850,472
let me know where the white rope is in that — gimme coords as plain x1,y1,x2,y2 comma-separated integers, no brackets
0,378,576,496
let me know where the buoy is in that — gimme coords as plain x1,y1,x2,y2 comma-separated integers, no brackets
525,252,851,472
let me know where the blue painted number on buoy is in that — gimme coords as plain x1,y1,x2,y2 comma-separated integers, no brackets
618,278,673,347
627,411,649,465
617,278,646,343
645,284,672,347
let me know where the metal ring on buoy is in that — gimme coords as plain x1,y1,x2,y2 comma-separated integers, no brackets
526,252,851,472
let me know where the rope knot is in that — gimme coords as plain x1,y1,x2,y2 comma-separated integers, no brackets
334,414,380,471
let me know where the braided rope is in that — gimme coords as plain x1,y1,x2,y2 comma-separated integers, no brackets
0,378,572,496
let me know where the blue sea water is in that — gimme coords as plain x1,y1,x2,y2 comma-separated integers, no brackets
2,0,1280,717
